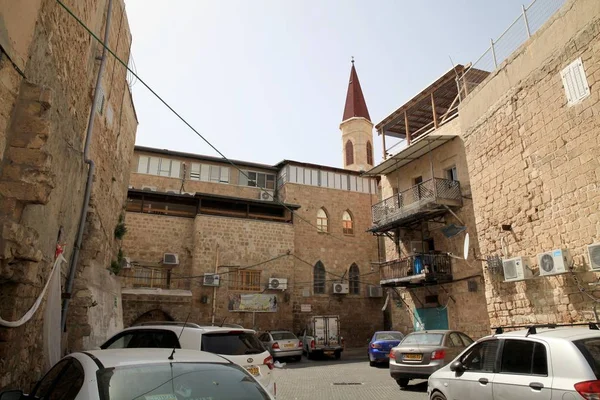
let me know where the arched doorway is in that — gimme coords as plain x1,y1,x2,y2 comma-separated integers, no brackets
130,309,174,327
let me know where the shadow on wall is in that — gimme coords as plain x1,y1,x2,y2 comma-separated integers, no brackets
130,309,174,327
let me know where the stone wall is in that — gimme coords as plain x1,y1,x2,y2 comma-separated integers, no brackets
378,131,490,339
0,0,137,389
280,182,384,347
460,0,600,328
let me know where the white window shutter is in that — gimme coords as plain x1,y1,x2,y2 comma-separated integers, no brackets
561,57,590,106
137,156,149,173
170,161,181,178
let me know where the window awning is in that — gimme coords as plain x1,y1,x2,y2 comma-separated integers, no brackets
362,134,457,176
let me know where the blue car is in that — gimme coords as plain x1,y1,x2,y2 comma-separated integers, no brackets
368,331,404,366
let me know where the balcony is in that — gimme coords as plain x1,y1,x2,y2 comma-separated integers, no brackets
375,253,453,288
120,267,191,291
370,178,462,233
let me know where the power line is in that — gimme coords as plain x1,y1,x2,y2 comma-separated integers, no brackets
54,0,363,246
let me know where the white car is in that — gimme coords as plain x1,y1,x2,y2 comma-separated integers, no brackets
100,322,276,396
0,348,275,400
427,324,600,400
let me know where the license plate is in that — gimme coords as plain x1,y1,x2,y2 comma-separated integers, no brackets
324,351,334,355
285,343,295,348
246,366,259,376
404,353,422,361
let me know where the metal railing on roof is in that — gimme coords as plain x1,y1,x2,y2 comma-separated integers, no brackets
459,0,567,99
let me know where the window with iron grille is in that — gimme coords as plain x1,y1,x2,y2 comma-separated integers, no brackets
342,210,354,235
314,261,326,294
229,268,261,292
349,263,360,295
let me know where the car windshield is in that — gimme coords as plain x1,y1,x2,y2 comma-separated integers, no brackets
271,332,296,340
575,338,600,379
401,333,444,346
202,332,266,355
96,362,270,400
375,332,404,341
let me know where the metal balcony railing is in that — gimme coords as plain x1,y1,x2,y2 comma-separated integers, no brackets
371,178,462,230
120,267,191,290
375,253,453,286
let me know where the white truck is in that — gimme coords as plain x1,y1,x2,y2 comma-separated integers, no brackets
302,315,344,360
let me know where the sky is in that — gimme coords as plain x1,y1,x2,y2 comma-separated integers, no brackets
124,0,533,168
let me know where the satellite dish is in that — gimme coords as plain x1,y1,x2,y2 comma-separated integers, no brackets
463,233,470,260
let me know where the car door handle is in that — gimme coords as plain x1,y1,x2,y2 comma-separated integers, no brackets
478,378,489,385
529,382,544,390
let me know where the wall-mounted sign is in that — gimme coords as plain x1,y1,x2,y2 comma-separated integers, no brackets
228,293,277,313
300,304,311,313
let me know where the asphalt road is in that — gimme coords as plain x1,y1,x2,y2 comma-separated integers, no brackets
274,351,429,400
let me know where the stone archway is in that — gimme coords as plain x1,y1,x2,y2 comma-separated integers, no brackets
130,309,174,327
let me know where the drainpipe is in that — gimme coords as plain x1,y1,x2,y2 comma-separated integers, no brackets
61,0,114,331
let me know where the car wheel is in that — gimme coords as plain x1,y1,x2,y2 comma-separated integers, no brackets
396,378,409,388
430,392,447,400
369,360,376,367
334,351,341,360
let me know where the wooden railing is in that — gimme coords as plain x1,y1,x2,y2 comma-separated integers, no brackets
120,267,191,290
371,178,462,228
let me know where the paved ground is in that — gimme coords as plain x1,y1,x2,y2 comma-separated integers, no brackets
274,349,428,400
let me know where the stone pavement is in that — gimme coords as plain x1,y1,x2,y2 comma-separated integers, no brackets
274,349,428,400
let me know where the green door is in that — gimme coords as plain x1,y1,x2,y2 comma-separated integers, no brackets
414,308,449,331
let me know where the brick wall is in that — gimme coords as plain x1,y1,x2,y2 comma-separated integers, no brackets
460,0,600,328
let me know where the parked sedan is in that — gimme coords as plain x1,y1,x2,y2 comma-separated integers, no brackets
0,348,274,400
259,330,303,361
368,331,405,366
390,330,473,388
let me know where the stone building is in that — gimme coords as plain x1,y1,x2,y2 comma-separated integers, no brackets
363,66,491,340
459,0,600,329
119,62,384,347
0,0,137,389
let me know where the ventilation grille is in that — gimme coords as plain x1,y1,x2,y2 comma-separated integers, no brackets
589,244,600,270
539,253,555,273
561,57,590,106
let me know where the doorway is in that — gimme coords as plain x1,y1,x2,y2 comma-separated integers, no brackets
414,307,448,331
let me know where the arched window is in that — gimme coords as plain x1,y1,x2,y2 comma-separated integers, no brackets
349,263,360,295
314,261,326,294
342,210,353,235
366,141,373,165
317,208,328,233
345,140,354,165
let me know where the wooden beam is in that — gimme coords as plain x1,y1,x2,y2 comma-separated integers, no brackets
440,94,460,123
382,130,387,160
404,111,411,146
431,92,439,129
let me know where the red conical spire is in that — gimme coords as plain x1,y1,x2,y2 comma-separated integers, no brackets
342,58,371,122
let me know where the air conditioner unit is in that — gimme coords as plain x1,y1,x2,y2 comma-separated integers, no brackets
120,257,132,269
538,249,571,276
502,256,532,282
367,286,383,298
268,277,287,290
588,243,600,271
183,192,196,196
332,282,349,294
258,190,274,201
162,253,179,265
203,273,220,287
141,186,157,192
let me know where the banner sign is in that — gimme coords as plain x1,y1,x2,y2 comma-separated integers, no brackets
228,293,278,313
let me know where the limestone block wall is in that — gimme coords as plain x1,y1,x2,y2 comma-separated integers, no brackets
280,183,383,346
0,0,137,389
460,0,600,328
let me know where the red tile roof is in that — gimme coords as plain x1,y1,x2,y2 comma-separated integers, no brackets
342,61,371,122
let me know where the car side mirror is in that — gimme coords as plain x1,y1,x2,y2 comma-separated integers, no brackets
0,390,25,400
449,360,465,373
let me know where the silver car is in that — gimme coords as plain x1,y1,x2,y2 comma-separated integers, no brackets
259,331,303,361
390,330,473,388
428,325,600,400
